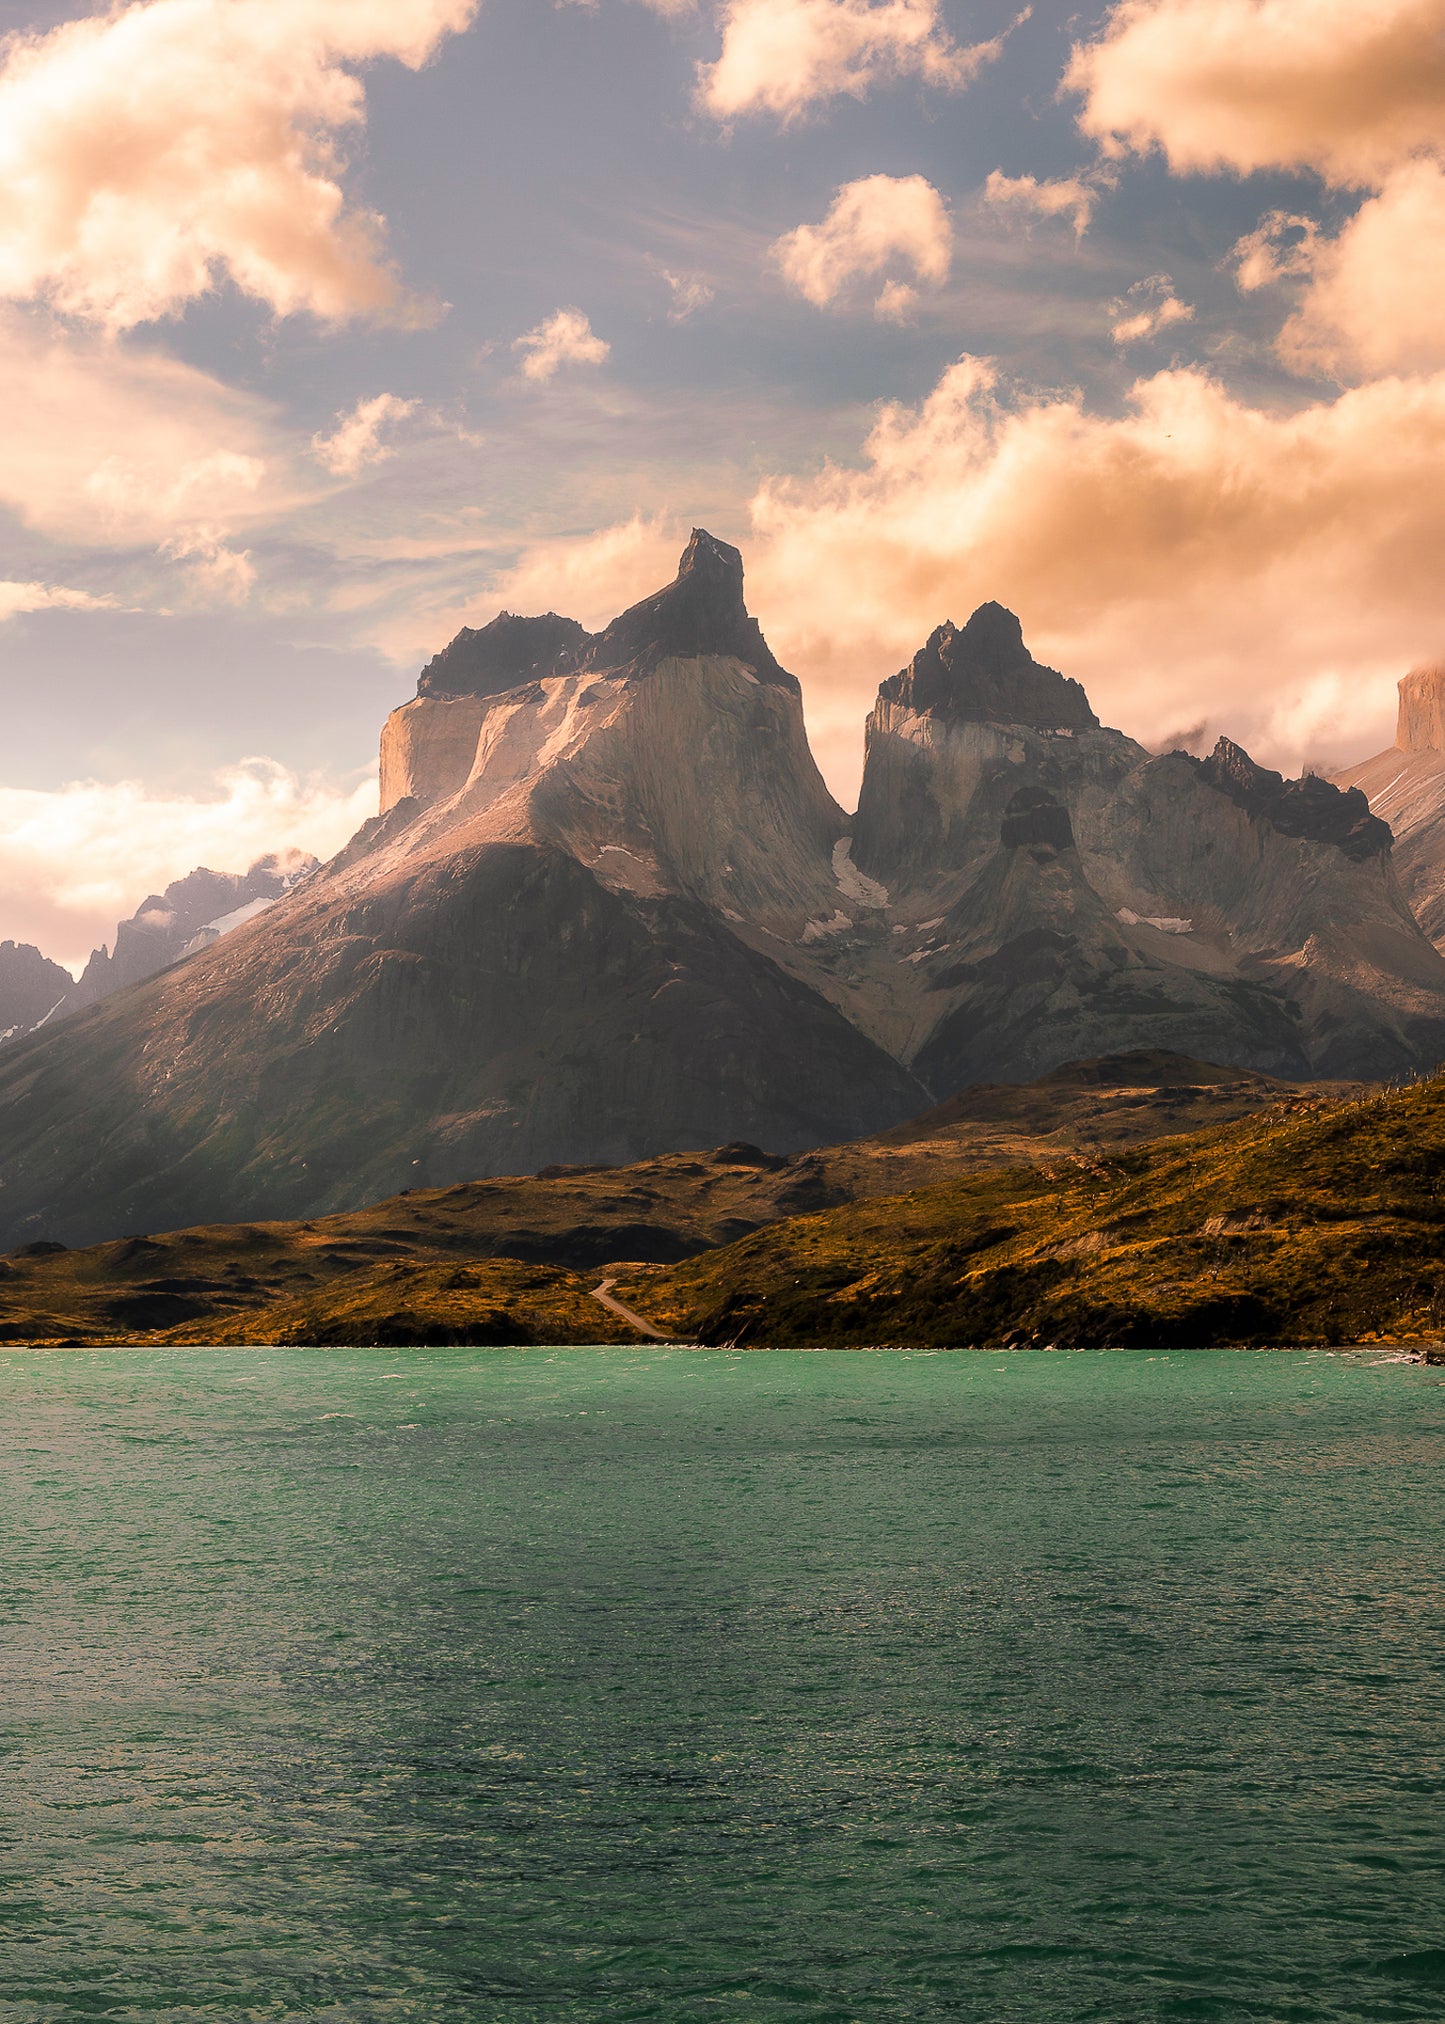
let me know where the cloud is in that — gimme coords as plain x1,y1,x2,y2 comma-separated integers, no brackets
0,309,294,548
983,170,1097,236
486,514,686,631
656,267,716,321
0,758,377,971
0,0,476,333
736,354,1445,795
0,581,115,623
1237,164,1445,379
698,0,1022,122
773,174,952,315
513,308,612,382
312,392,421,477
1110,275,1193,344
1066,0,1445,187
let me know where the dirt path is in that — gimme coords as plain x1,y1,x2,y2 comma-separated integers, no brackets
590,1278,676,1342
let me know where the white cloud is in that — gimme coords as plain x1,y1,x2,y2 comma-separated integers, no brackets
773,174,952,314
0,581,115,623
1110,276,1194,344
0,758,377,971
699,0,1023,122
1067,0,1445,187
983,170,1098,237
0,0,477,333
513,308,611,383
312,392,421,477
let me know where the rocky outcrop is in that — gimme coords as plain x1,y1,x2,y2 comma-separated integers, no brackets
417,611,592,699
832,611,1445,1086
1197,738,1388,860
1335,665,1445,948
3,551,1445,1250
0,942,72,1044
876,604,1097,730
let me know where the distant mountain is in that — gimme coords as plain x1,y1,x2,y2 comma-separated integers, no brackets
0,530,1443,1250
58,853,318,1018
1335,665,1445,947
0,941,72,1045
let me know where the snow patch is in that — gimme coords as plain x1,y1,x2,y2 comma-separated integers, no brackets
800,911,853,943
1117,907,1193,935
180,895,274,956
832,838,889,909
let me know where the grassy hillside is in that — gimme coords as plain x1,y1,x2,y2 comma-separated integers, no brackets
6,1052,1434,1350
614,1078,1445,1349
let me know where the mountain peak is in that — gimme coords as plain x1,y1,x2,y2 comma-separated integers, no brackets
1396,663,1445,754
418,610,593,700
580,529,796,688
877,603,1100,731
1197,737,1390,861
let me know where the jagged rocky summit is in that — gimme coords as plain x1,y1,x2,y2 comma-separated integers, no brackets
1335,665,1445,947
1,527,1443,1249
0,941,72,1045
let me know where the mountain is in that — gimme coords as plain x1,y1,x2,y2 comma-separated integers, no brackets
793,605,1445,1088
0,534,921,1248
57,852,318,1017
0,941,72,1045
1334,665,1445,947
0,530,1443,1251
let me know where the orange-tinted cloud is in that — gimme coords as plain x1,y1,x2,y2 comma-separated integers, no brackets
773,175,952,316
740,355,1445,793
0,0,476,332
1067,0,1445,186
1238,163,1445,378
698,0,1020,122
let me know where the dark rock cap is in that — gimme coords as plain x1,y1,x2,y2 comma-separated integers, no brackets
581,529,797,690
418,611,594,700
1196,736,1391,861
878,603,1099,731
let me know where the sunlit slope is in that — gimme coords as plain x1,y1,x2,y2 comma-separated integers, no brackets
621,1074,1445,1348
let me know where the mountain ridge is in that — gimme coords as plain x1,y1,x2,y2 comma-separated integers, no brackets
1,530,1443,1250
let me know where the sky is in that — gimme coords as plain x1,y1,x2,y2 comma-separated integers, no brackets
3,0,1445,968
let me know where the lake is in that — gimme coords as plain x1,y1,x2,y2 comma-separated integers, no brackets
1,1346,1442,2021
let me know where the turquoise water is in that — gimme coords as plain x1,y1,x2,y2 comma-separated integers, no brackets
1,1348,1443,2022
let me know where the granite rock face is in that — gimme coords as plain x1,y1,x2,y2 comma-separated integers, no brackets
1335,665,1445,947
2,545,1445,1249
